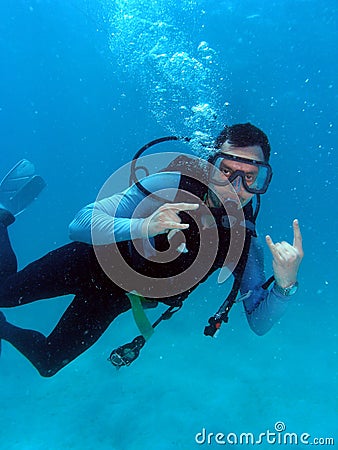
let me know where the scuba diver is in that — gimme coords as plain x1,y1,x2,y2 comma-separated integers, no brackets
0,123,303,377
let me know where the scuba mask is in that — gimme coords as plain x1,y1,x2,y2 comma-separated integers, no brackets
208,152,273,195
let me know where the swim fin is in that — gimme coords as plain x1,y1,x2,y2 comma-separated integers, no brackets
0,159,46,216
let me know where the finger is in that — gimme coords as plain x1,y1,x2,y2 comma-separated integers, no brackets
265,234,275,250
167,229,179,240
161,202,200,212
266,235,283,260
162,211,193,234
292,219,303,252
163,210,182,223
274,242,288,260
161,221,189,231
276,243,302,266
279,241,294,252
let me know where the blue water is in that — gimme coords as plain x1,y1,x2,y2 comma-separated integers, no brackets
0,0,337,449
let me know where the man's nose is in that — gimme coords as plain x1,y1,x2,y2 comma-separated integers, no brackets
231,175,243,193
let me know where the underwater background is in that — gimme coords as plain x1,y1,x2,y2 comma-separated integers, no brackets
0,0,337,449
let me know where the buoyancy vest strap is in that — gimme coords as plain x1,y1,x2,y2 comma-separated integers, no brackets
262,275,275,289
204,232,253,337
126,292,155,341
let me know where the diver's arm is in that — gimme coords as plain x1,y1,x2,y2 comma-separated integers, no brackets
69,172,181,244
241,237,292,336
68,192,145,244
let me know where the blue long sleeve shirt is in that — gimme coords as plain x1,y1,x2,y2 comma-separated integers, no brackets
69,172,291,335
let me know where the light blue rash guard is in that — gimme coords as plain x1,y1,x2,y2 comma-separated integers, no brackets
69,172,292,336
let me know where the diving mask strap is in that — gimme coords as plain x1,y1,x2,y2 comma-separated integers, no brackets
126,292,154,341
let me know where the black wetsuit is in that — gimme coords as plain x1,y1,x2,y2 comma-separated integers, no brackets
0,222,131,376
0,171,290,377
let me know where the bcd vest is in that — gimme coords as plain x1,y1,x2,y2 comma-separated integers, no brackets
114,156,257,305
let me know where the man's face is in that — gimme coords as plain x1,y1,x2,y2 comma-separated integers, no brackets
209,140,265,207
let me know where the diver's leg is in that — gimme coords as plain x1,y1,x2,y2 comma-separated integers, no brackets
0,289,131,377
0,220,17,282
0,209,91,306
0,241,94,307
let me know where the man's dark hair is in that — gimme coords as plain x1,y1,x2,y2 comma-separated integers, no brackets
214,123,271,162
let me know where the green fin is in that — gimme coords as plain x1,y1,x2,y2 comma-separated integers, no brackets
0,160,46,216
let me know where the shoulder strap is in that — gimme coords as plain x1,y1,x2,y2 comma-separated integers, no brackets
203,232,252,337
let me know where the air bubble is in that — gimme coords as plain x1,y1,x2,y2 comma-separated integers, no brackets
108,0,226,148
